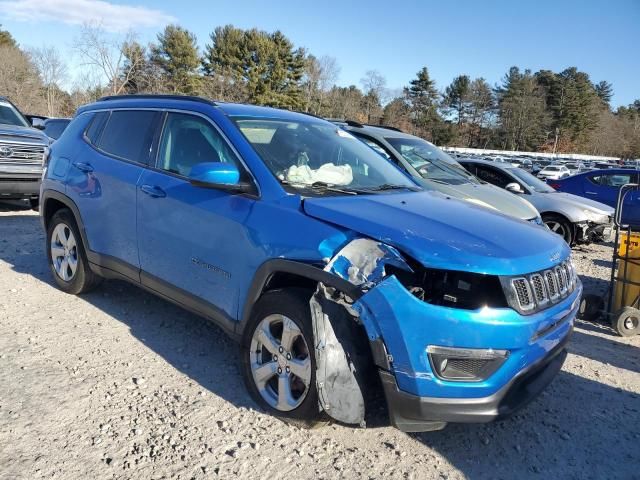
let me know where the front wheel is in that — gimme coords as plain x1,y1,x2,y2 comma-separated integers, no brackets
542,214,574,245
241,289,322,427
46,208,102,294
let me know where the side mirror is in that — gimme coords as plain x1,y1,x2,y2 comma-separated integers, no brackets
189,162,252,193
505,182,523,194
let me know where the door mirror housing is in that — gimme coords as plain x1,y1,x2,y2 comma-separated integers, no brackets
505,182,523,194
189,162,252,193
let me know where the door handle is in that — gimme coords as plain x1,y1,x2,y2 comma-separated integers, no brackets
73,162,93,173
585,191,597,195
140,184,166,198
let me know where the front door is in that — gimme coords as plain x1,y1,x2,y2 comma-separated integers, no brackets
137,112,256,320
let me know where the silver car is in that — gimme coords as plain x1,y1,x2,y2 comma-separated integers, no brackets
338,123,542,224
460,159,614,245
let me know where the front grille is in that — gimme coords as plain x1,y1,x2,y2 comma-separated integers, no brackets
0,143,45,164
508,259,578,314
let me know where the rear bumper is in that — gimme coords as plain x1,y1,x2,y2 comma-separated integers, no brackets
0,173,41,199
381,331,570,432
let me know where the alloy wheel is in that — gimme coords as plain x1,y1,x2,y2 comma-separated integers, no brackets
50,223,78,282
249,314,312,412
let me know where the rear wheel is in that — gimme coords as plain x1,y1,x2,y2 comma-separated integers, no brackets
241,289,322,427
542,214,573,245
47,209,102,294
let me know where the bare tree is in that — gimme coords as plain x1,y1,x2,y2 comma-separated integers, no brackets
74,23,142,95
0,45,46,114
302,55,340,114
360,70,386,122
30,46,68,116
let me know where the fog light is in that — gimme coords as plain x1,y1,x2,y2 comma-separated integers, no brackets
427,346,509,382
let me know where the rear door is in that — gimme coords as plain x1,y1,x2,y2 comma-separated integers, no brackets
68,109,161,275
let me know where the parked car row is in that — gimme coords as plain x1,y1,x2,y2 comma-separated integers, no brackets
37,94,585,434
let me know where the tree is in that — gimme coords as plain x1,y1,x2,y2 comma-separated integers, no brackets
405,67,441,139
0,45,45,114
203,25,306,109
74,24,140,95
466,78,495,147
302,55,340,114
594,80,613,106
30,46,68,116
360,70,386,122
382,97,411,130
495,67,550,151
443,75,471,125
536,67,600,151
150,25,201,95
0,24,17,48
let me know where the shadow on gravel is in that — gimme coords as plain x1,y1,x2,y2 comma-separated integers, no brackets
0,199,33,212
409,369,639,479
570,327,640,374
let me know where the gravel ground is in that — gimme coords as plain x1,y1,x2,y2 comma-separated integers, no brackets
0,203,638,480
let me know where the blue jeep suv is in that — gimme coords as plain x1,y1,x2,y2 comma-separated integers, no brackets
40,95,581,432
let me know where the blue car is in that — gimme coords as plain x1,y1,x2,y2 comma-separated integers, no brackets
40,95,581,432
550,169,640,226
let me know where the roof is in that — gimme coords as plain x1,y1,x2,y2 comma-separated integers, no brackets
458,158,513,168
82,94,325,124
342,123,428,142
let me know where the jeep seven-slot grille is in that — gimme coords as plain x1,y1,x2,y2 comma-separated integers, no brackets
0,143,45,164
508,260,577,314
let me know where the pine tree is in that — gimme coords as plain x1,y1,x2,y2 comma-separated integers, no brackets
203,25,306,109
150,25,201,95
443,75,471,125
594,80,613,106
0,24,16,48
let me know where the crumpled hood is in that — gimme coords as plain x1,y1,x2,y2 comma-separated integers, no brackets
303,191,570,276
424,181,539,220
548,191,614,215
0,124,49,145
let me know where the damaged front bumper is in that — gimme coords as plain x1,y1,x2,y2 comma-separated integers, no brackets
575,219,613,244
353,276,581,432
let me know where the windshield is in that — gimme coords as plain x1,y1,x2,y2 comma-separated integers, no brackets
544,166,560,171
0,102,29,127
509,167,555,193
384,137,479,186
232,118,419,194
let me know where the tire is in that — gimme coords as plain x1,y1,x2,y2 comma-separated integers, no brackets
46,208,102,294
542,213,574,245
579,294,603,322
612,307,640,337
241,289,323,427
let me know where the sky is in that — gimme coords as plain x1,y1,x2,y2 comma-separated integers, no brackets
1,0,638,108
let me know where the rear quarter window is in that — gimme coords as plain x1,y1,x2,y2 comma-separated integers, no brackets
96,110,160,164
85,111,109,145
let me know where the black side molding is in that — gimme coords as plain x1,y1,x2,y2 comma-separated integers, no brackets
238,259,363,336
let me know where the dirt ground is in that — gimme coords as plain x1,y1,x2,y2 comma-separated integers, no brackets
0,202,638,480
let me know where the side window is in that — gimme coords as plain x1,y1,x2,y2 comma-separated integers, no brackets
461,163,476,176
85,111,109,145
590,174,634,187
352,133,393,160
97,110,160,164
475,165,513,188
156,112,242,177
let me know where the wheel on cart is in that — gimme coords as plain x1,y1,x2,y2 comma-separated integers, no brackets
612,307,640,337
579,294,603,322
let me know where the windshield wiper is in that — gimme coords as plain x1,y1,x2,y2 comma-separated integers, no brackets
365,183,422,192
281,180,363,195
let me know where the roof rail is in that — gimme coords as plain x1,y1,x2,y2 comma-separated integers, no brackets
366,123,403,132
97,94,217,106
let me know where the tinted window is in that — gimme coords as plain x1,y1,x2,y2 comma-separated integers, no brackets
157,113,242,177
98,110,159,164
44,120,70,140
85,111,109,145
590,173,635,187
474,165,514,188
0,101,29,127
